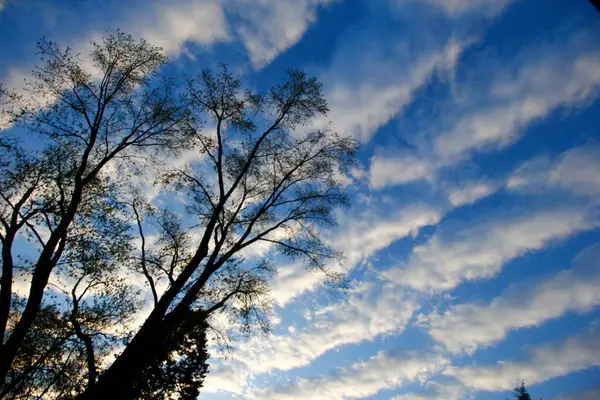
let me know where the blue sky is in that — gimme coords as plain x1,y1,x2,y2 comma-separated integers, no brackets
2,0,600,399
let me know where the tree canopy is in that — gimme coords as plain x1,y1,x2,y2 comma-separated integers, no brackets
0,31,356,399
508,382,542,400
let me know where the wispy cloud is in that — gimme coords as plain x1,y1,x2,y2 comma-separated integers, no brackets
0,0,330,123
508,143,600,197
369,153,435,189
410,0,518,17
434,30,600,164
445,322,600,391
134,0,230,58
232,0,333,68
254,350,448,399
422,243,600,354
269,204,442,306
313,27,465,143
444,180,497,208
556,386,600,400
230,280,420,375
392,379,467,400
386,204,599,291
369,24,600,189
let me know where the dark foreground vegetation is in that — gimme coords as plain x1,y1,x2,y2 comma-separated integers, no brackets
0,31,356,399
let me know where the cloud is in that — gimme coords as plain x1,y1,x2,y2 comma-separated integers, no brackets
134,0,230,58
232,280,420,375
445,322,600,391
432,29,600,165
201,362,250,395
508,143,600,197
414,0,517,17
386,204,599,291
330,205,443,268
392,380,467,400
422,243,600,354
445,180,497,207
232,0,332,68
314,29,465,143
81,0,332,69
254,350,448,399
369,153,435,189
212,205,443,389
269,204,442,306
556,386,600,400
268,261,327,306
1,0,330,127
370,24,600,190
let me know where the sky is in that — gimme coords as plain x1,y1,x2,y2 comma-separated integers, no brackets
1,0,600,399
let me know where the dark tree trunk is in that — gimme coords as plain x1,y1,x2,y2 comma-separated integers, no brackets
78,320,167,399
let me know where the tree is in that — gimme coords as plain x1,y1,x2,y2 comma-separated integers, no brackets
0,31,356,399
0,31,198,398
513,382,532,400
508,381,543,400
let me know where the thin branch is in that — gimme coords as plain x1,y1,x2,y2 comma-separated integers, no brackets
132,202,158,306
69,279,98,389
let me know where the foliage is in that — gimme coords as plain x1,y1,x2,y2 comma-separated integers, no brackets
0,30,356,399
134,312,209,400
508,381,541,400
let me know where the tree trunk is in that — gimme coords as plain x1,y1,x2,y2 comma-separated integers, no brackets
77,313,174,399
0,186,83,387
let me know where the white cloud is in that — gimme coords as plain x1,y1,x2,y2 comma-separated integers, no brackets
202,361,250,395
445,180,497,207
254,350,448,399
201,204,437,383
508,144,600,197
370,25,600,190
556,386,600,400
268,261,327,306
316,37,465,143
435,27,600,163
232,0,332,68
135,0,230,58
393,380,467,400
269,204,442,306
232,280,420,375
386,205,599,291
331,205,443,268
416,0,517,17
1,0,328,127
422,243,600,354
369,153,435,189
86,0,329,69
445,322,600,391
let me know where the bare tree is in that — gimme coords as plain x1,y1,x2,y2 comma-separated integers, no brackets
0,32,356,399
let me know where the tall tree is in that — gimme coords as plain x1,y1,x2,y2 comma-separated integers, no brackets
0,31,194,397
0,32,356,399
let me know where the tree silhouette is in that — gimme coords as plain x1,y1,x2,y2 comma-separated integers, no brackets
508,381,543,400
513,381,532,400
0,31,356,399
